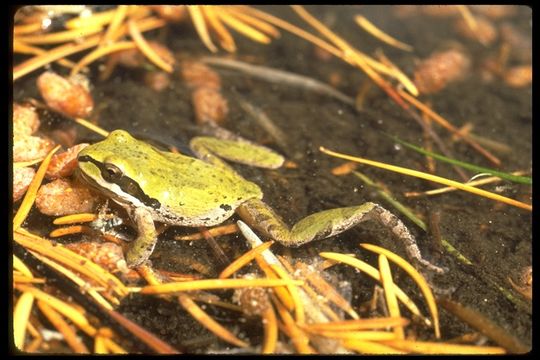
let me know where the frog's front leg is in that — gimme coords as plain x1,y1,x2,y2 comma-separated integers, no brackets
237,198,445,274
125,207,158,267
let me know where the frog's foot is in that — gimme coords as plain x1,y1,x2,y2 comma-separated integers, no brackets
125,207,158,268
237,199,446,274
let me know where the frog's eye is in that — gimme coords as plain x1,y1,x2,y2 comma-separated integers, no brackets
102,163,123,181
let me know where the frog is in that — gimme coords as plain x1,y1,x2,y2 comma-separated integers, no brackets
77,129,444,273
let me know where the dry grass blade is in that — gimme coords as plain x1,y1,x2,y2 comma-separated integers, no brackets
70,41,136,76
361,243,440,339
128,19,173,73
102,338,128,354
37,300,90,353
378,255,405,339
13,158,46,169
14,21,43,35
219,241,274,279
13,145,60,230
201,6,236,52
305,329,397,341
318,252,428,325
178,294,249,348
94,335,108,354
381,339,506,354
320,147,531,211
304,317,409,331
64,6,146,29
14,291,35,350
255,255,295,312
354,15,413,51
216,9,272,44
138,278,303,294
188,5,218,52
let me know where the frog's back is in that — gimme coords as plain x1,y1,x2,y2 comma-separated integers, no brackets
142,148,262,226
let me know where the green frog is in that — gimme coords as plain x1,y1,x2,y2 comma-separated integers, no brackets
77,130,443,273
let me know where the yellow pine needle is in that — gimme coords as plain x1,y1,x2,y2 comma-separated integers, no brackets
13,291,35,350
178,294,249,348
201,6,237,52
272,295,315,354
13,255,33,278
308,330,398,341
378,255,405,339
175,223,239,241
255,255,295,312
219,241,274,279
319,252,427,325
14,284,95,335
361,243,440,339
99,5,129,46
294,261,359,320
188,5,218,53
138,278,303,294
14,40,76,68
14,35,100,80
64,6,146,29
94,336,108,354
128,19,173,73
13,275,45,284
37,300,90,353
14,229,128,298
13,145,60,230
70,41,136,77
405,171,528,198
381,339,506,354
53,213,98,225
224,6,281,38
14,22,43,35
303,317,409,332
261,306,278,354
15,24,104,44
216,9,272,44
72,118,110,137
13,158,45,169
354,15,413,52
457,5,478,31
49,225,90,237
342,339,406,354
270,264,304,325
31,251,117,309
321,146,531,211
102,338,128,354
397,88,501,166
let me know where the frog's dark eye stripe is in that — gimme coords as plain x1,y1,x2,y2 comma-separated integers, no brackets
78,155,161,210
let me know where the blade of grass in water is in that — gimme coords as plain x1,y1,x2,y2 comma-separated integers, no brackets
390,136,532,185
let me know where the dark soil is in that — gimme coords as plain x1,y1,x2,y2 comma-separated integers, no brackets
13,5,532,353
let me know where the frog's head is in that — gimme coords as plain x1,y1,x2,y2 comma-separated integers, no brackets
77,130,158,208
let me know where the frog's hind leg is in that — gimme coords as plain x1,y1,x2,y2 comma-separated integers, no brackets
237,198,445,274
